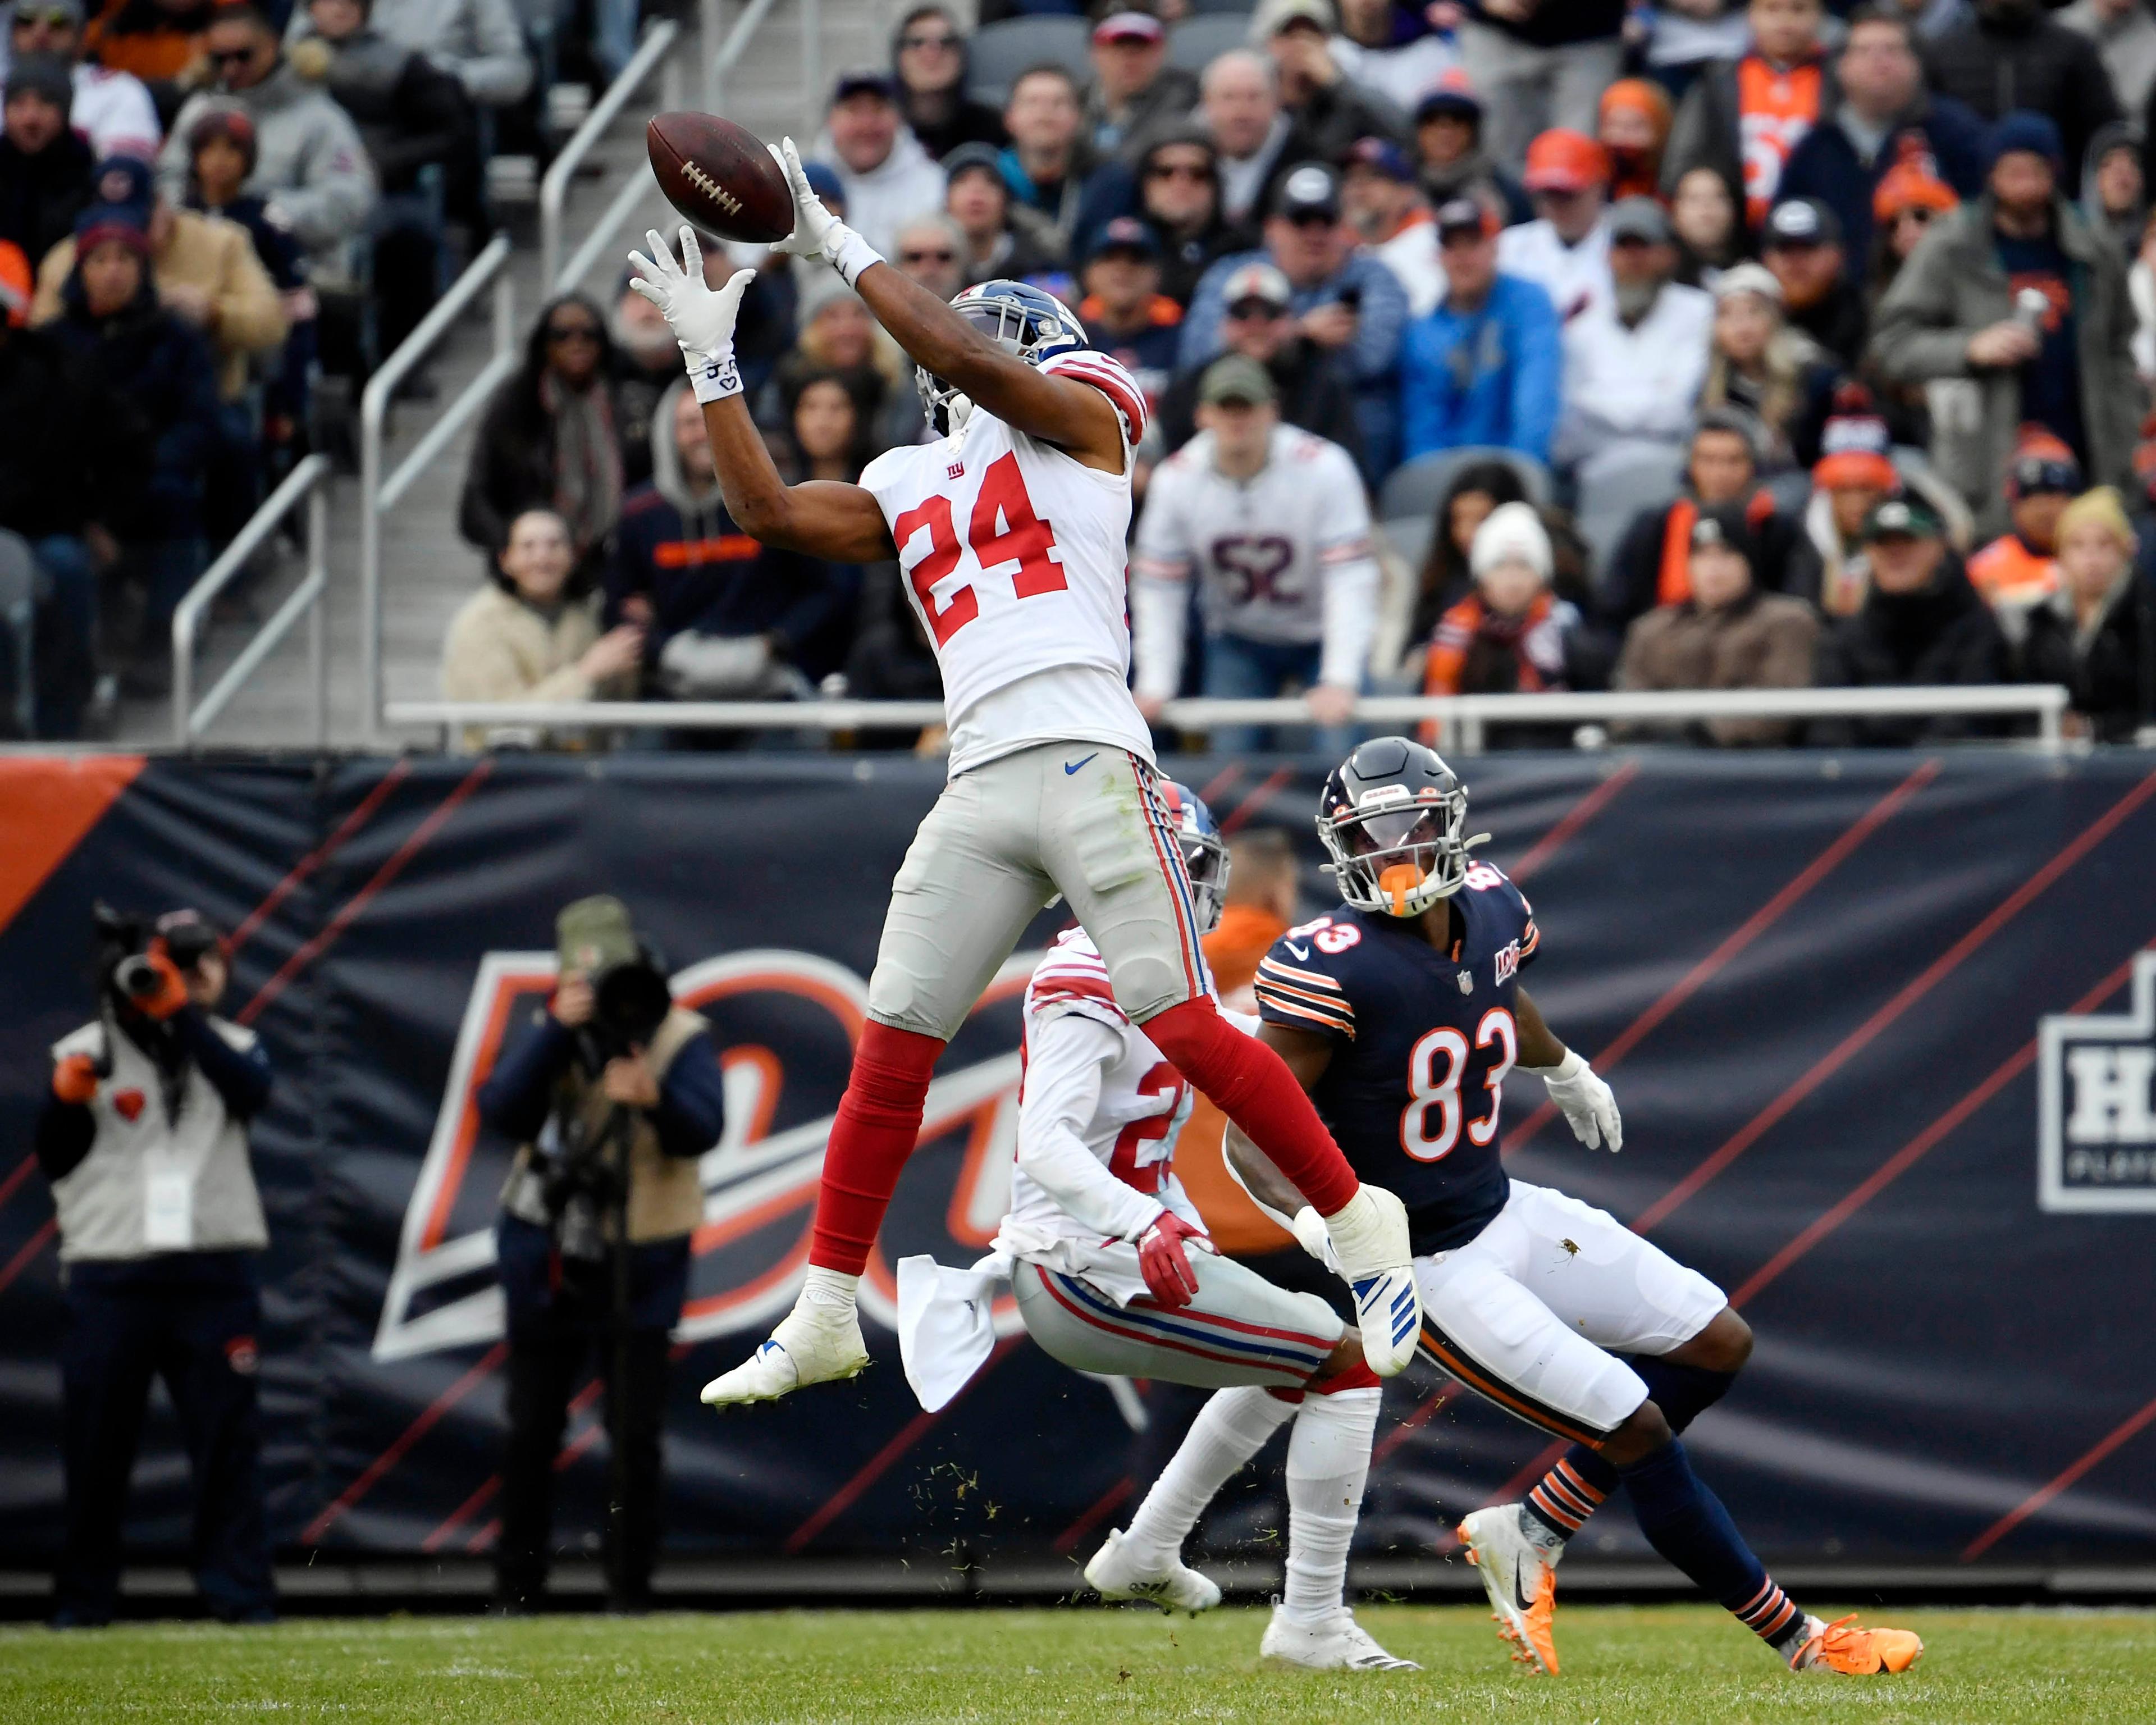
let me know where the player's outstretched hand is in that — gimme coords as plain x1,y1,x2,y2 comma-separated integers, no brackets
627,226,750,364
1537,1049,1623,1152
1137,1212,1214,1308
773,138,841,261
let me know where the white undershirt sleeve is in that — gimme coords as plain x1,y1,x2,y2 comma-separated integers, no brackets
1017,1009,1168,1242
1315,447,1379,691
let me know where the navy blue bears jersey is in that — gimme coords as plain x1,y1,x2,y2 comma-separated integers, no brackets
1253,861,1541,1253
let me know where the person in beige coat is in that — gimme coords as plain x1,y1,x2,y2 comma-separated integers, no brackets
1617,498,1821,746
31,156,284,402
440,506,641,751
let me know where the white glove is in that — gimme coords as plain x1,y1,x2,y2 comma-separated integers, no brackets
626,225,750,403
774,137,883,286
1529,1048,1623,1152
1289,1206,1341,1275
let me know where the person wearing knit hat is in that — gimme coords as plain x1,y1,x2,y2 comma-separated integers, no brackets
2019,486,2155,740
8,0,160,160
0,52,94,266
1869,156,1959,298
1597,79,1670,204
1702,258,1838,469
1968,430,2081,614
1420,501,1587,737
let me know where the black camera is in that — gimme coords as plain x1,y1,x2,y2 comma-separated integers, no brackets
95,903,219,1006
582,955,673,1065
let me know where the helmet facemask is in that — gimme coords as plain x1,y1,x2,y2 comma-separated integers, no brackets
919,284,1084,439
1181,823,1231,935
1319,781,1487,919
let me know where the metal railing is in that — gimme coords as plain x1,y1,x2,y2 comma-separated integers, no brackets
539,17,682,293
359,232,516,741
383,684,2076,752
171,454,333,747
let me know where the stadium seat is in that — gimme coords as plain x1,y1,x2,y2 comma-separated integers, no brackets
1574,442,1687,574
1186,0,1259,13
967,16,1093,107
1168,14,1251,75
1381,514,1435,577
1378,447,1552,526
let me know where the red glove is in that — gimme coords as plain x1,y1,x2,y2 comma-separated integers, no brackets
137,943,191,1021
52,1052,98,1105
1136,1212,1213,1308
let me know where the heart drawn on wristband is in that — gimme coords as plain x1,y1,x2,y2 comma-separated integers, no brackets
112,1089,145,1122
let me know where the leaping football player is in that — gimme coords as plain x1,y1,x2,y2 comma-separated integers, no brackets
898,783,1413,1671
1226,737,1925,1680
625,142,1420,1407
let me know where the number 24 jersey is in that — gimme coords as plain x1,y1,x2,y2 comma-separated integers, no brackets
1253,862,1541,1253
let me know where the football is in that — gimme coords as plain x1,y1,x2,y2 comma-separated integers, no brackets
646,111,793,245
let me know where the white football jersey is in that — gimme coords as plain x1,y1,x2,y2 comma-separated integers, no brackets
858,350,1155,778
1131,424,1373,666
1007,928,1204,1247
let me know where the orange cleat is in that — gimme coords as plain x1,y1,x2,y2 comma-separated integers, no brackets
1790,1614,1924,1675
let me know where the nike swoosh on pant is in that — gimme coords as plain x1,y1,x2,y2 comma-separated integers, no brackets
1064,753,1099,775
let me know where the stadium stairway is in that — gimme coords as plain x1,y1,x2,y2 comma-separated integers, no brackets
129,0,902,752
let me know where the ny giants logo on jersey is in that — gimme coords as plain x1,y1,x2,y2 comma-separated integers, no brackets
2039,952,2156,1212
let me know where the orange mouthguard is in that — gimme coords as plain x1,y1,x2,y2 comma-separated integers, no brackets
1378,863,1420,918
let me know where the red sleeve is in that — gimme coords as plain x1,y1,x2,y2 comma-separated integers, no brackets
1043,350,1149,445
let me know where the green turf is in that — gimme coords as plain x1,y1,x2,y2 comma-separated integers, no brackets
1,1604,2148,1724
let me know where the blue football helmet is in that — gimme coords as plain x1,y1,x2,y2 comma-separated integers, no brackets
920,279,1087,436
1160,779,1231,935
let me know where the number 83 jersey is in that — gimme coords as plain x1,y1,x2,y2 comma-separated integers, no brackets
858,351,1155,778
1254,861,1542,1254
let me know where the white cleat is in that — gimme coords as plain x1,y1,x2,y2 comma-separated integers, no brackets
700,1299,869,1406
1083,1528,1221,1616
1458,1505,1560,1676
1259,1604,1420,1671
1324,1185,1421,1376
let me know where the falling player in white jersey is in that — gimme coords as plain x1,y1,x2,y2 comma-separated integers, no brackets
897,783,1413,1672
626,140,1419,1407
1130,355,1378,752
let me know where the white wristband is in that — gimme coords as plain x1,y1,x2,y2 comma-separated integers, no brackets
826,225,883,289
686,345,741,405
1522,1048,1585,1080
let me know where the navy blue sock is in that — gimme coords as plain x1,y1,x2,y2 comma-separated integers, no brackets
1617,1439,1803,1650
1519,1358,1738,1543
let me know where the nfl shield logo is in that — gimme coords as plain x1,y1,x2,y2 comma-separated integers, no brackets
1457,970,1473,994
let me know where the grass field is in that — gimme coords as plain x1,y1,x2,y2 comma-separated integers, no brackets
4,1604,2150,1724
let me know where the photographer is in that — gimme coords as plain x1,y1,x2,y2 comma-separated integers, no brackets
479,897,724,1613
34,907,276,1628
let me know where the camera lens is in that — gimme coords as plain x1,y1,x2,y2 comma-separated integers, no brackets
114,954,161,998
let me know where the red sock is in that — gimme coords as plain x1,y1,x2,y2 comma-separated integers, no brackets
1310,1359,1381,1394
808,1021,944,1274
1142,997,1359,1215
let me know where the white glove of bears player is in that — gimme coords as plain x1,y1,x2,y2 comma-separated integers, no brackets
773,137,883,287
626,226,750,404
1526,1048,1623,1152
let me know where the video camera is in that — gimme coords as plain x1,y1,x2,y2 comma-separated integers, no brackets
94,903,220,1009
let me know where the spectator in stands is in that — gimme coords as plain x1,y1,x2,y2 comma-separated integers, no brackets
1454,0,1625,172
1149,257,1362,459
0,56,92,264
609,382,855,703
1199,49,1315,231
1598,78,1671,203
1699,260,1838,468
1664,0,1834,234
766,274,905,449
1079,215,1181,413
614,253,791,487
1615,500,1820,744
1084,11,1195,164
1333,0,1456,115
48,194,217,687
295,0,473,360
1342,135,1439,317
1206,826,1300,1011
1814,492,2010,739
1800,386,1958,615
1412,70,1526,228
2082,121,2146,255
769,367,880,485
944,141,1058,283
1131,353,1376,750
1870,111,2141,533
1555,197,1715,480
11,0,159,159
460,294,629,572
2061,0,2156,120
1422,500,1593,713
890,4,1003,162
1671,163,1742,284
441,506,640,751
83,0,213,94
1924,0,2120,194
1255,0,1410,162
159,6,376,284
1108,127,1236,309
1181,161,1409,476
999,64,1090,259
1498,128,1612,323
892,209,968,303
329,0,531,114
2021,484,2155,738
812,70,944,260
1398,198,1560,463
1761,196,1867,367
1410,459,1531,640
1969,435,2076,613
1604,409,1811,628
1865,154,1959,306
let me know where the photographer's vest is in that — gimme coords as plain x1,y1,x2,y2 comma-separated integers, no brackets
503,1006,711,1243
46,1017,269,1263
